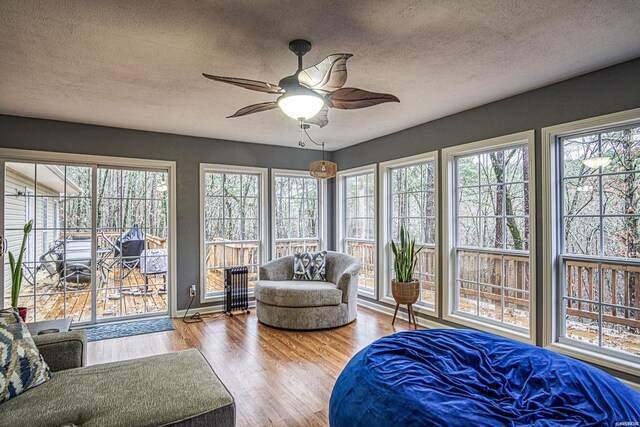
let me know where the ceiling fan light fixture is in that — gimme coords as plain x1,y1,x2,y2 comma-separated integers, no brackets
277,89,325,120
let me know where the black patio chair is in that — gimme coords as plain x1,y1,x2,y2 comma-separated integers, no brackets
101,224,146,280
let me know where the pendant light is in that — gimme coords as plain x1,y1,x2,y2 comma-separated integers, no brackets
298,122,337,179
309,143,337,179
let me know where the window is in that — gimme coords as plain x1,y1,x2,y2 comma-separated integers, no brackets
272,170,325,257
1,153,175,324
543,111,640,373
443,131,535,341
338,166,376,295
200,165,267,299
381,153,438,312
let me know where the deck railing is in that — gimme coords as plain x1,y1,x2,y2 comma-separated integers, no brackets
64,231,167,249
275,240,319,258
456,250,530,310
202,238,640,332
565,258,640,329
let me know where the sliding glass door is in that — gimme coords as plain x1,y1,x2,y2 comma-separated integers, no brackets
1,160,170,325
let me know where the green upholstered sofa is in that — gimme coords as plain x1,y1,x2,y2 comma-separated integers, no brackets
0,330,235,427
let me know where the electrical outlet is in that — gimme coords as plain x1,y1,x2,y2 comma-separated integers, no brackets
189,285,196,297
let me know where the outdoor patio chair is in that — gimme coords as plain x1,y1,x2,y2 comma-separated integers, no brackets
55,239,93,288
100,225,146,281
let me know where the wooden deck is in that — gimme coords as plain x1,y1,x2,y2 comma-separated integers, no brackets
10,266,167,323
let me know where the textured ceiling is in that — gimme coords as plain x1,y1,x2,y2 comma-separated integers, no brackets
1,1,640,150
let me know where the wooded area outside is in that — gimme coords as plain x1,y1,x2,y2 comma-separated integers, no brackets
560,124,640,357
391,161,437,306
454,145,531,328
274,175,319,244
344,172,375,290
203,171,262,293
4,162,169,323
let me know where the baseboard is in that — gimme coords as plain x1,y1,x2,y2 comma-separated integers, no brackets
173,300,256,318
357,299,452,330
174,304,223,318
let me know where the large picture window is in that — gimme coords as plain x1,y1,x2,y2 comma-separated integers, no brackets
556,123,640,361
381,153,438,311
273,171,324,258
1,152,174,324
338,167,376,294
444,131,535,340
201,165,267,299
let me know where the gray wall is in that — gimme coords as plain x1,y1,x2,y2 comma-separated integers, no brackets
0,115,333,311
333,57,640,382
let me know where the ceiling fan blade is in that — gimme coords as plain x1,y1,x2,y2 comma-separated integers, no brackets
203,74,282,94
328,88,399,110
227,102,278,118
298,54,353,92
303,105,329,128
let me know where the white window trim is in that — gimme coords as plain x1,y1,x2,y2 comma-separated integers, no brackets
336,164,378,298
379,152,439,317
270,168,328,258
0,148,178,317
442,130,536,343
199,163,269,303
542,107,640,377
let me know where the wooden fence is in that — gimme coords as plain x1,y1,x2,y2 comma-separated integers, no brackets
565,259,640,329
202,238,640,332
66,231,166,250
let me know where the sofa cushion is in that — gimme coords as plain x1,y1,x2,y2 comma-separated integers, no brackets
293,251,327,281
0,349,235,427
0,308,51,403
255,280,342,307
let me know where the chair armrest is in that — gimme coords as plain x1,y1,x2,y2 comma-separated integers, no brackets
259,256,294,281
335,261,361,304
33,330,87,372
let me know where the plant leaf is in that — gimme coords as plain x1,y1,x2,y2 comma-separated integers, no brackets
202,74,283,94
328,88,399,110
298,54,352,92
8,251,15,276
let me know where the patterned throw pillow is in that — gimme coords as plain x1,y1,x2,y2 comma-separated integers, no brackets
0,308,52,403
293,251,327,281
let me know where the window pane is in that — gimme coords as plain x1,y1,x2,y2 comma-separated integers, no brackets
564,176,600,216
564,216,600,256
274,174,321,256
602,172,640,215
343,172,376,292
390,161,436,306
202,170,262,293
559,123,640,362
454,145,530,330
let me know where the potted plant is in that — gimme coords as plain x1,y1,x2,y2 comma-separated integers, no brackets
390,225,423,328
9,220,33,321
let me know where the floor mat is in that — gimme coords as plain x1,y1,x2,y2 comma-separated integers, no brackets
83,317,175,342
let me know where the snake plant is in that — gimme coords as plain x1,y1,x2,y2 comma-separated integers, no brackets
391,225,423,283
9,220,33,308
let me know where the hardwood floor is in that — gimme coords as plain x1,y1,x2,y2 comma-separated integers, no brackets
87,306,413,426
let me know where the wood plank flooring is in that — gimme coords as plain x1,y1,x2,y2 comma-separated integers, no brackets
87,306,413,427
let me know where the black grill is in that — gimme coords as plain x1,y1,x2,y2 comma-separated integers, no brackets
224,266,250,316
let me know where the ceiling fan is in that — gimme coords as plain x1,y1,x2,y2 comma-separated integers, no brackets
202,39,399,128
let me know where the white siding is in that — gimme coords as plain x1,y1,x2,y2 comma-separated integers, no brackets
4,169,60,288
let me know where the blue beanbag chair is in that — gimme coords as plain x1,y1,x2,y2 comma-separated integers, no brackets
329,329,640,426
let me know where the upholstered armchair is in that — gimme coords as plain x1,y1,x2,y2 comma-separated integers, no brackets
255,251,361,330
